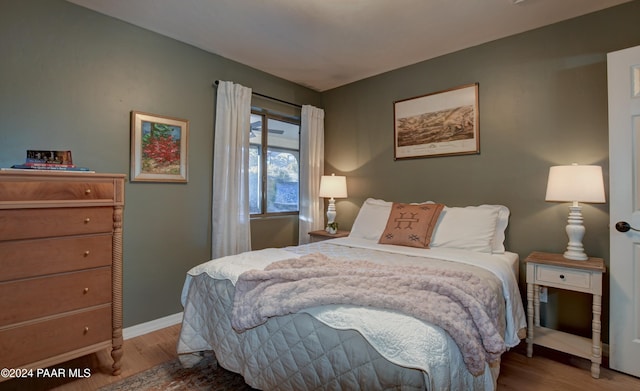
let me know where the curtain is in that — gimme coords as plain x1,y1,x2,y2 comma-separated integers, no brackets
211,81,253,258
298,105,325,244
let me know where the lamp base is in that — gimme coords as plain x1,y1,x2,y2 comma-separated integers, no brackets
563,204,588,261
326,197,337,234
563,249,588,261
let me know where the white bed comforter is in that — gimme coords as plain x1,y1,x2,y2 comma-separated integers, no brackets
179,237,526,390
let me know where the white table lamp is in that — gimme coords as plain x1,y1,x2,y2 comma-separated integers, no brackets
545,164,606,260
319,173,348,233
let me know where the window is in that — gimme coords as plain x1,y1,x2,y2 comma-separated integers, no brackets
249,111,300,216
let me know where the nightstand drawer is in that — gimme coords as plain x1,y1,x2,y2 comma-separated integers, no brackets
534,264,593,290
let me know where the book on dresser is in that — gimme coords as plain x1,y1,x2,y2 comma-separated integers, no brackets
5,149,93,172
0,170,125,379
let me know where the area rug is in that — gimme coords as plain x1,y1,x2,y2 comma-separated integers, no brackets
99,352,255,391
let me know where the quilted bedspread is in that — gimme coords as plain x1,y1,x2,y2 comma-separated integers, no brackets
178,239,526,390
232,253,505,375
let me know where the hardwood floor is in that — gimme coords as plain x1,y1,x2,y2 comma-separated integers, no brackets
499,344,640,391
0,326,180,391
1,323,639,390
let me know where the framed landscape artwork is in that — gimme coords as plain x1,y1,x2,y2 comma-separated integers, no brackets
393,83,479,160
130,111,189,182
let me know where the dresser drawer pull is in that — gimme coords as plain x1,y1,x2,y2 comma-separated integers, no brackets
84,326,89,334
84,250,90,257
83,287,89,294
84,218,91,224
85,189,91,195
559,274,565,280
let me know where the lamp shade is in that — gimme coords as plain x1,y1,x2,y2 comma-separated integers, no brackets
319,174,348,198
545,164,606,203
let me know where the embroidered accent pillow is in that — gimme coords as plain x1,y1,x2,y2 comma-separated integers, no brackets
378,202,444,248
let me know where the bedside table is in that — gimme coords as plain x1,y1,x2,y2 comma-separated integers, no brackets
308,229,350,242
525,251,606,378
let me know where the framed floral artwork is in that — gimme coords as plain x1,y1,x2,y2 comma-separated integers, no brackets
130,111,189,182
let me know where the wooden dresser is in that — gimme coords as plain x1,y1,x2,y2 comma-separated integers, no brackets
0,171,125,378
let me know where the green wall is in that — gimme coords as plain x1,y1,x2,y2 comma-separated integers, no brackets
0,0,320,327
322,1,640,340
2,0,640,342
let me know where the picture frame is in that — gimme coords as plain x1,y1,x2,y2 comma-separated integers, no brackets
393,83,479,160
130,111,189,182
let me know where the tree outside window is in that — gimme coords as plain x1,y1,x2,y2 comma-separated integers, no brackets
249,112,300,216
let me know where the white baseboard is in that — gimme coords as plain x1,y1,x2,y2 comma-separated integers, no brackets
123,312,183,340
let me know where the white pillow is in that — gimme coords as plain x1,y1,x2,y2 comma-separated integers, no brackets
349,198,393,240
430,205,502,253
490,205,510,254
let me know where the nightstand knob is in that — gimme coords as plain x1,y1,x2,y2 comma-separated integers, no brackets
559,274,565,280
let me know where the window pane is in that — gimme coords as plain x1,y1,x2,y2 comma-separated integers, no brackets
266,149,299,212
266,118,300,213
249,114,262,214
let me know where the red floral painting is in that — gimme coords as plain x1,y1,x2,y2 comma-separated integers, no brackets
141,121,181,175
131,111,189,182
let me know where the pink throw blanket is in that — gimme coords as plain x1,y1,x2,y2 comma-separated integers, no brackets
231,253,505,375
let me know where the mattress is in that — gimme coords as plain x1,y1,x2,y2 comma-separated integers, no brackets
178,237,526,390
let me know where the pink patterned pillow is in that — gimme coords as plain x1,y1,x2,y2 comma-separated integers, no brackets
378,203,444,248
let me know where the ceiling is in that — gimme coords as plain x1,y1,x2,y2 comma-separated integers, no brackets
67,0,631,92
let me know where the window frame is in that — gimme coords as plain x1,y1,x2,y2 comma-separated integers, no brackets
249,108,301,218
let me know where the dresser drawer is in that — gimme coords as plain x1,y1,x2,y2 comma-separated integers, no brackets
534,264,593,290
0,207,113,240
0,267,112,326
0,305,112,368
0,234,112,281
0,180,115,202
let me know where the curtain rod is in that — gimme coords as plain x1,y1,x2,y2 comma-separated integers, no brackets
213,81,302,109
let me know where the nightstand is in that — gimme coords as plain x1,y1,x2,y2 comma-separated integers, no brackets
525,251,606,378
308,229,350,242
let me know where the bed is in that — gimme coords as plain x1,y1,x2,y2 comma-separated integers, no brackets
178,198,527,390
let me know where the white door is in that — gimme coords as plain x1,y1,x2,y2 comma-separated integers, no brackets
608,44,640,377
